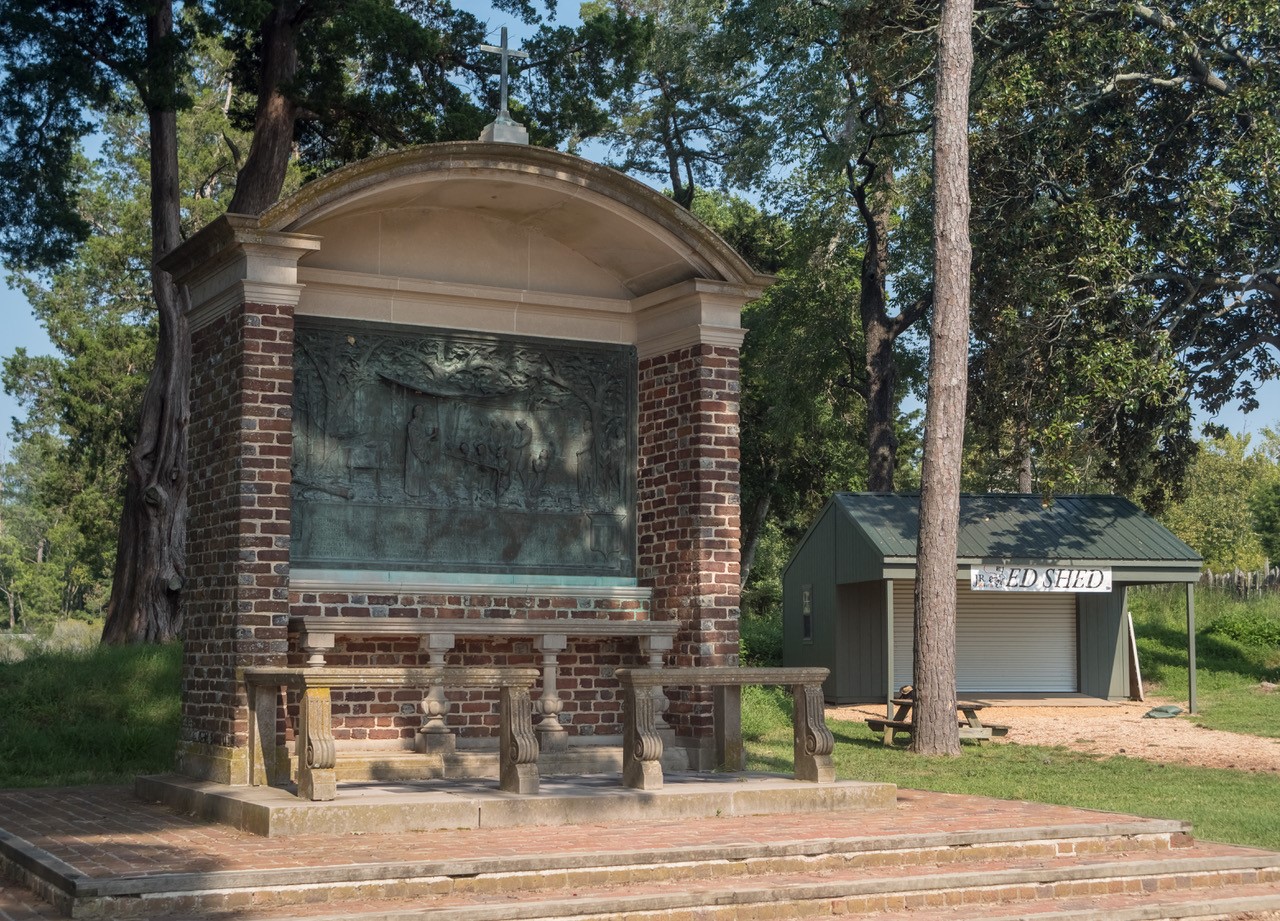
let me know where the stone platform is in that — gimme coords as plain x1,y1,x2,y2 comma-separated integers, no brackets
133,772,895,837
2,781,1280,920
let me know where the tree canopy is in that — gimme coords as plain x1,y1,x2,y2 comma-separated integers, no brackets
1,0,1278,634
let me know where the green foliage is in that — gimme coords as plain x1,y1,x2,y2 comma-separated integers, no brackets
1159,433,1280,570
580,0,757,206
739,610,783,667
0,642,182,787
0,107,173,626
522,6,653,153
964,0,1280,503
1128,585,1280,738
734,196,875,523
1250,477,1280,563
741,684,1280,851
1206,610,1280,648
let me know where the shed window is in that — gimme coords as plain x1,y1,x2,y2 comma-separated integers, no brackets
802,585,813,643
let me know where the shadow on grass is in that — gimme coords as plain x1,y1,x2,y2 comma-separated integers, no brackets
0,643,182,788
1138,621,1279,684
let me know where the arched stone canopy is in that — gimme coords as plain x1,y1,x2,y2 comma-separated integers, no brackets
260,143,771,297
167,143,771,357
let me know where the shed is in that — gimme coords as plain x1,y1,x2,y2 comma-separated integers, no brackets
782,493,1202,706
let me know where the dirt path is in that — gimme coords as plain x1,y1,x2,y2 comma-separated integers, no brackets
829,698,1280,773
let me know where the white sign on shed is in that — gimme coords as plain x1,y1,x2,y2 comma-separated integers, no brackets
971,565,1112,593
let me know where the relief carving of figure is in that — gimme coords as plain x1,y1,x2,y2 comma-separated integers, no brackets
404,404,439,497
293,320,636,576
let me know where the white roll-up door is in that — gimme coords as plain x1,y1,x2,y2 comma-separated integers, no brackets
891,582,1078,692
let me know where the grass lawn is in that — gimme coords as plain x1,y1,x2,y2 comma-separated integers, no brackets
742,685,1280,852
1129,586,1280,738
0,641,182,788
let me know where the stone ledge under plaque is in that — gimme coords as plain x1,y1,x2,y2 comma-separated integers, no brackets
289,570,651,600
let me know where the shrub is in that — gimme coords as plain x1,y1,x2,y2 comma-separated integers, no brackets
740,609,783,666
1206,610,1280,648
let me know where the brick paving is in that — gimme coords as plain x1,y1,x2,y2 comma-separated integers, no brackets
111,841,1279,920
2,783,1278,920
0,784,1175,880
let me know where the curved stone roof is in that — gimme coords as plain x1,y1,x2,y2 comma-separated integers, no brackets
256,143,771,298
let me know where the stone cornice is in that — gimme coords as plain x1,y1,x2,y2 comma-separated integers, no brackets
159,214,322,330
258,143,776,292
634,278,755,358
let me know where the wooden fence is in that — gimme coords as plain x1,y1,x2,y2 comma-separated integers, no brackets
1199,565,1280,597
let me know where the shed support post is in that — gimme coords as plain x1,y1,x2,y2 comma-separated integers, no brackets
884,579,895,720
1186,582,1197,714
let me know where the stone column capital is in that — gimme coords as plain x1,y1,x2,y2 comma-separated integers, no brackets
632,278,762,360
159,214,323,330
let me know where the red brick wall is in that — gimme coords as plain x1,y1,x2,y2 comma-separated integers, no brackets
285,592,650,742
182,301,294,753
636,343,742,737
182,307,741,759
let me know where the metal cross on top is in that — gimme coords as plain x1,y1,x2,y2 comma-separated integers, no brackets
479,27,529,122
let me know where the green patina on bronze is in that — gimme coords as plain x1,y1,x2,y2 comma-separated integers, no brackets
291,318,637,577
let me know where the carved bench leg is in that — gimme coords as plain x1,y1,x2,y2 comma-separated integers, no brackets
499,685,540,795
247,679,283,786
622,685,665,790
714,685,745,772
298,686,338,801
792,682,835,783
535,634,569,752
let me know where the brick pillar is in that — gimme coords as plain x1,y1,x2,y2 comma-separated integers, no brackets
637,342,742,748
162,216,320,783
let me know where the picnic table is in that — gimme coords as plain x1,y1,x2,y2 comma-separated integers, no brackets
865,696,1009,747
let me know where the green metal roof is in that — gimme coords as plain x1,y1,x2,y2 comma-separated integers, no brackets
832,493,1201,564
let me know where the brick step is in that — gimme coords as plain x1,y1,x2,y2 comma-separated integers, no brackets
865,882,1280,921
62,832,1276,920
132,849,1280,921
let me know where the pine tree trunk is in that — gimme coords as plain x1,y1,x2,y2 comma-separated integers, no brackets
911,0,974,757
1016,420,1033,493
101,2,190,644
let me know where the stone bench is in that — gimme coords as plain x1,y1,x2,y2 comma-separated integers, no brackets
290,615,679,752
614,666,835,790
243,665,540,801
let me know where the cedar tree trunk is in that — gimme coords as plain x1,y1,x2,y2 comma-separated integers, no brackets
911,0,974,756
227,0,302,216
101,2,190,644
739,490,772,589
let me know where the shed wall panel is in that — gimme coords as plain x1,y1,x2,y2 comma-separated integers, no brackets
1078,587,1129,699
892,583,1078,692
782,506,838,699
834,582,886,702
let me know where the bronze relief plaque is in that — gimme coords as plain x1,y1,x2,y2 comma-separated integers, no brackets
291,318,637,577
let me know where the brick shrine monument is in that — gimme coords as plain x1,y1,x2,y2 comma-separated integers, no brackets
158,141,784,792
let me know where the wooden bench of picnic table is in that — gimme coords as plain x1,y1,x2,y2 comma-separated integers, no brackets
242,665,541,801
866,697,1009,747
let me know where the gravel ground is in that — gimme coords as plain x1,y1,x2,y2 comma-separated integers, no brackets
829,695,1280,773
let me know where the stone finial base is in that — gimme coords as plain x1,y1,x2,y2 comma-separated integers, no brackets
479,118,529,145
